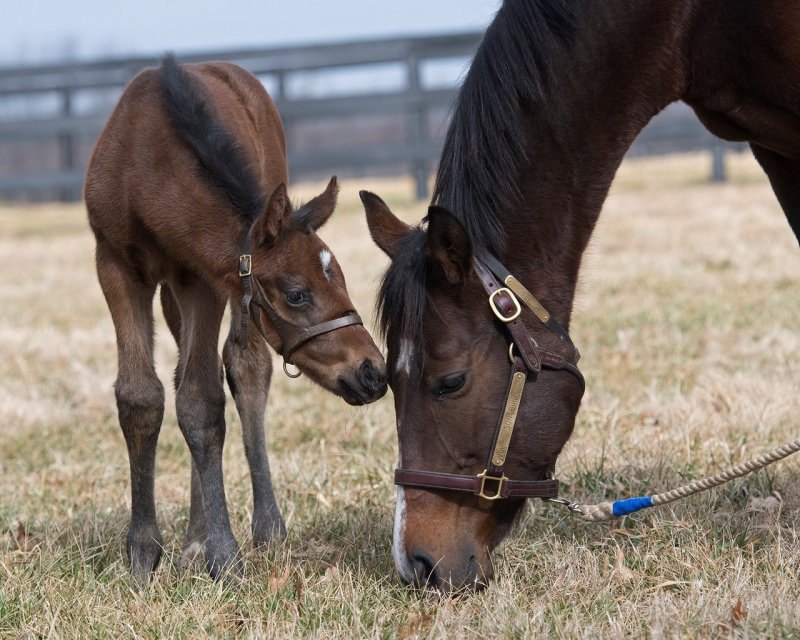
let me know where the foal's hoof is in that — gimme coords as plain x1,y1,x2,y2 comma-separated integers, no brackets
252,516,287,548
205,538,243,580
127,532,163,588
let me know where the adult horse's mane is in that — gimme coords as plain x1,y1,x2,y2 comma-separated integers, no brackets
159,54,266,224
377,0,578,347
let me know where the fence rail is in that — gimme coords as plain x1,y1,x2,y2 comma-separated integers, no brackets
0,32,738,203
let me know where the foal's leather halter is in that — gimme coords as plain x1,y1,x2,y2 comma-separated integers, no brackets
237,241,362,374
393,254,585,501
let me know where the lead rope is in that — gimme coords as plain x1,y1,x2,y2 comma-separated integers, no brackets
550,438,800,521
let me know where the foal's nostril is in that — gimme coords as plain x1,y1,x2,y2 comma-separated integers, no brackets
409,550,438,588
358,360,387,395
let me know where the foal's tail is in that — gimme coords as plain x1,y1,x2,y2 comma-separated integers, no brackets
159,53,265,223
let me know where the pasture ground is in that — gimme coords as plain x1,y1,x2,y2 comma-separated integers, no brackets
1,152,799,638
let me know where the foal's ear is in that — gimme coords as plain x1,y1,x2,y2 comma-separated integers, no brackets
426,205,472,284
293,176,339,232
360,190,412,259
253,183,292,245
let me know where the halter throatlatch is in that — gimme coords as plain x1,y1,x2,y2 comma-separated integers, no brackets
237,230,363,375
393,254,585,501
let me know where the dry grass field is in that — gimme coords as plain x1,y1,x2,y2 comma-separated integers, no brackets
1,152,799,638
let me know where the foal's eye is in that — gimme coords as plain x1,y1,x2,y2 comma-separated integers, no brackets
285,290,307,306
434,372,468,397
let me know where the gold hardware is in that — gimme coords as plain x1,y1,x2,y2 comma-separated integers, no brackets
283,361,302,378
504,275,550,323
507,342,515,364
489,288,521,322
476,470,508,500
491,371,526,467
238,254,252,277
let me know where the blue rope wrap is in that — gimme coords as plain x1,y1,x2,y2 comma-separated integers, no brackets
612,496,653,517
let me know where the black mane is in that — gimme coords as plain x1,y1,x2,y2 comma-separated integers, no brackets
379,0,578,344
159,53,265,224
432,0,577,254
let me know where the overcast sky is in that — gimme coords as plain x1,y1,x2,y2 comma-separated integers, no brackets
1,0,501,65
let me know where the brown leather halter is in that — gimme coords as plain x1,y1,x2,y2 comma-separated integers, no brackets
393,253,585,501
237,240,362,375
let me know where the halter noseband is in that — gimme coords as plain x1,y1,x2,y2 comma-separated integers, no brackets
393,253,585,501
237,233,362,373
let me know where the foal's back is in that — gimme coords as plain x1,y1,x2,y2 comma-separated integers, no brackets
86,62,286,286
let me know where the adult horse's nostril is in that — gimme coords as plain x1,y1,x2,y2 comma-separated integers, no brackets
409,549,439,588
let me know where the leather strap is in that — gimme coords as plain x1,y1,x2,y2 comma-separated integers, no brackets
282,313,363,363
393,253,585,501
394,469,559,499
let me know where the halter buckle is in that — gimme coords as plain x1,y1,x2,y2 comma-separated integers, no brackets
489,288,521,322
238,254,252,277
475,470,508,500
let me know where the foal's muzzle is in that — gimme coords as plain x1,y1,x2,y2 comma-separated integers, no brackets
338,359,387,405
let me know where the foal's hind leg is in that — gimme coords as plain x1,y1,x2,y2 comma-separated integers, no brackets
171,277,242,578
222,303,287,546
750,144,800,245
159,284,208,567
95,241,165,584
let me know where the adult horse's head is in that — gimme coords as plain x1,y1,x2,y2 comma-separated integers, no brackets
361,192,584,591
243,177,387,406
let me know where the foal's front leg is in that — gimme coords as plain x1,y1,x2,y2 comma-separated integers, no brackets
223,303,287,546
173,281,242,578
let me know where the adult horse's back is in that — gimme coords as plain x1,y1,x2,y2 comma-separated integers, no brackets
361,0,800,591
86,56,386,583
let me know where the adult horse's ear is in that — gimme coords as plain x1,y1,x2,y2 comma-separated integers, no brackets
360,190,412,259
293,176,339,232
426,205,472,284
253,182,291,246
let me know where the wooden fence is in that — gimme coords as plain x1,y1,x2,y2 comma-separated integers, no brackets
0,32,738,203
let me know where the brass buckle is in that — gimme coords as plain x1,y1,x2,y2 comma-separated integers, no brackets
488,288,521,322
475,470,508,500
238,254,252,277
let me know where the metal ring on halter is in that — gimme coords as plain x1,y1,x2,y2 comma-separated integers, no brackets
283,360,302,378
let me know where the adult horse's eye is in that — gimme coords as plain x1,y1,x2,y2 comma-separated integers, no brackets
285,290,307,306
434,372,468,397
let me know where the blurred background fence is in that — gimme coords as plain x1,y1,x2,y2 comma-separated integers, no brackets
0,31,744,203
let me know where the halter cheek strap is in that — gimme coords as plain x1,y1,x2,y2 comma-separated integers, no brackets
393,254,585,501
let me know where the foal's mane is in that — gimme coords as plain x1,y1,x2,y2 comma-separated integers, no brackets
378,0,578,346
159,54,265,224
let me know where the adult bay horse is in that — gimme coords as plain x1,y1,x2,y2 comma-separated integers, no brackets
361,0,800,591
86,55,387,583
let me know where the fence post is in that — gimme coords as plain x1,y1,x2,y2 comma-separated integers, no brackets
406,54,429,201
58,85,79,202
711,141,727,182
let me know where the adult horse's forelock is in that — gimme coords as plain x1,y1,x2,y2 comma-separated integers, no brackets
376,228,428,355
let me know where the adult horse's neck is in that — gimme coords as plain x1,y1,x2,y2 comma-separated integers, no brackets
434,1,694,329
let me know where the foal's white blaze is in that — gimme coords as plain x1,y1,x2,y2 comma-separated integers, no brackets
319,249,333,280
395,338,415,375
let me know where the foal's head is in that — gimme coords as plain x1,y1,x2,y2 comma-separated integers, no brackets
248,178,386,405
362,192,583,591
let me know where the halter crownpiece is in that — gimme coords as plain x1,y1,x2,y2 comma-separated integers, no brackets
394,253,584,500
